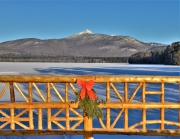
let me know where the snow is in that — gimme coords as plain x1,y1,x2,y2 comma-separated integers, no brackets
69,29,93,38
0,62,179,139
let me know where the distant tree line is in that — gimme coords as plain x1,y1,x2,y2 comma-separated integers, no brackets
0,53,128,63
128,42,180,65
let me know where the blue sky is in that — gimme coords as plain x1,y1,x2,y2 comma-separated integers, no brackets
0,0,179,44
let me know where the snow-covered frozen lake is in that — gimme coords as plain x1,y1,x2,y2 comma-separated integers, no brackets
0,62,179,139
0,62,179,76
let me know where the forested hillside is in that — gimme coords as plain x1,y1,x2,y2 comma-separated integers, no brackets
128,42,180,65
0,53,128,63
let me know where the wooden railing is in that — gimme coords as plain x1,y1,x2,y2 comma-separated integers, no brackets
0,75,180,138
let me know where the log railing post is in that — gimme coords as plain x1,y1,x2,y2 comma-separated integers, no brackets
124,82,128,130
84,112,93,139
9,82,15,130
106,83,110,129
160,83,165,130
38,108,43,130
84,82,94,139
9,82,15,102
142,82,146,131
28,82,34,130
47,83,52,130
65,83,70,130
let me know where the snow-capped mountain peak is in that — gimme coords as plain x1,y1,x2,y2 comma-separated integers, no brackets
77,29,93,35
70,29,93,37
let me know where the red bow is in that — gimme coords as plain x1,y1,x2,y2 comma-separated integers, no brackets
76,79,97,100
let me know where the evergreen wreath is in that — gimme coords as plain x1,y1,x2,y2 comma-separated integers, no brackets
75,79,105,119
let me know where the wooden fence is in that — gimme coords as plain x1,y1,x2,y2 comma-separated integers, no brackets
0,75,180,139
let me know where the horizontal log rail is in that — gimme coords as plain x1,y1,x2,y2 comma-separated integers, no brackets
0,75,180,83
0,102,180,109
0,75,179,139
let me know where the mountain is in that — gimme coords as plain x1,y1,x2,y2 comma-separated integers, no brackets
146,42,168,47
146,42,168,51
0,29,168,57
